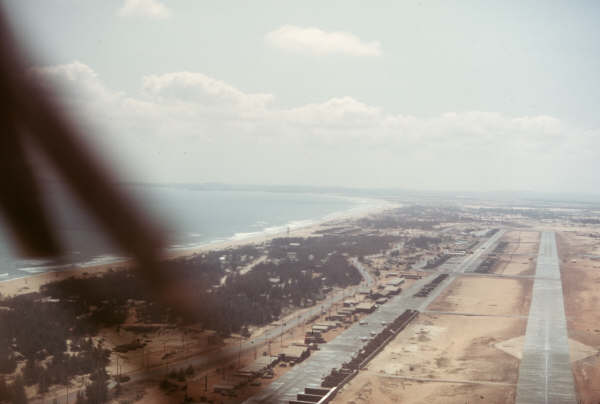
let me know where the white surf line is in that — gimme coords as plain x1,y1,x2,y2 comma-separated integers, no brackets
515,232,576,404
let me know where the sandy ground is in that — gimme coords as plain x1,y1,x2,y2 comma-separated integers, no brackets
500,231,540,256
333,313,526,404
366,314,525,382
100,326,224,376
491,257,536,276
334,376,515,404
116,341,284,404
116,312,365,404
334,240,535,404
494,335,596,364
557,230,600,403
0,227,312,298
0,204,397,404
99,287,373,403
98,223,599,404
478,230,539,277
428,276,532,317
0,202,397,299
0,264,117,297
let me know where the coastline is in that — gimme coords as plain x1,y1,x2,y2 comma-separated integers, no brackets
0,197,397,298
165,196,394,257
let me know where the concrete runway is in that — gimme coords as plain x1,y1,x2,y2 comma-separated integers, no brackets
515,232,576,403
244,230,506,403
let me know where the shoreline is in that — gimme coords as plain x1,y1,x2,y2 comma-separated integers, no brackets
164,196,395,257
0,198,397,297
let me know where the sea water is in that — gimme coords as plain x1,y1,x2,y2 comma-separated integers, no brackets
0,184,384,281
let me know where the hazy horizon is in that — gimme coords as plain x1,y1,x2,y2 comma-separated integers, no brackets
38,179,600,205
5,1,600,193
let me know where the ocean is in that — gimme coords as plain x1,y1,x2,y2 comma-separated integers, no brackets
0,184,385,281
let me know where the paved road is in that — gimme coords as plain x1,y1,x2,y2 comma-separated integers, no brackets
32,258,373,404
515,232,576,404
244,230,505,404
37,231,505,404
349,257,374,287
407,229,505,310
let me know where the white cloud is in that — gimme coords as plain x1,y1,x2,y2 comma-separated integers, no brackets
30,61,600,193
265,25,382,56
28,61,118,103
284,97,382,128
141,72,273,116
117,0,170,19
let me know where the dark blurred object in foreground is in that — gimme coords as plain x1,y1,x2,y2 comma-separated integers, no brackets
0,6,194,313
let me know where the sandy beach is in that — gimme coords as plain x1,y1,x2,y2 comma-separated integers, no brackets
0,200,396,298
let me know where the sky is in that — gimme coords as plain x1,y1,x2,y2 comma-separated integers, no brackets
4,0,600,193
